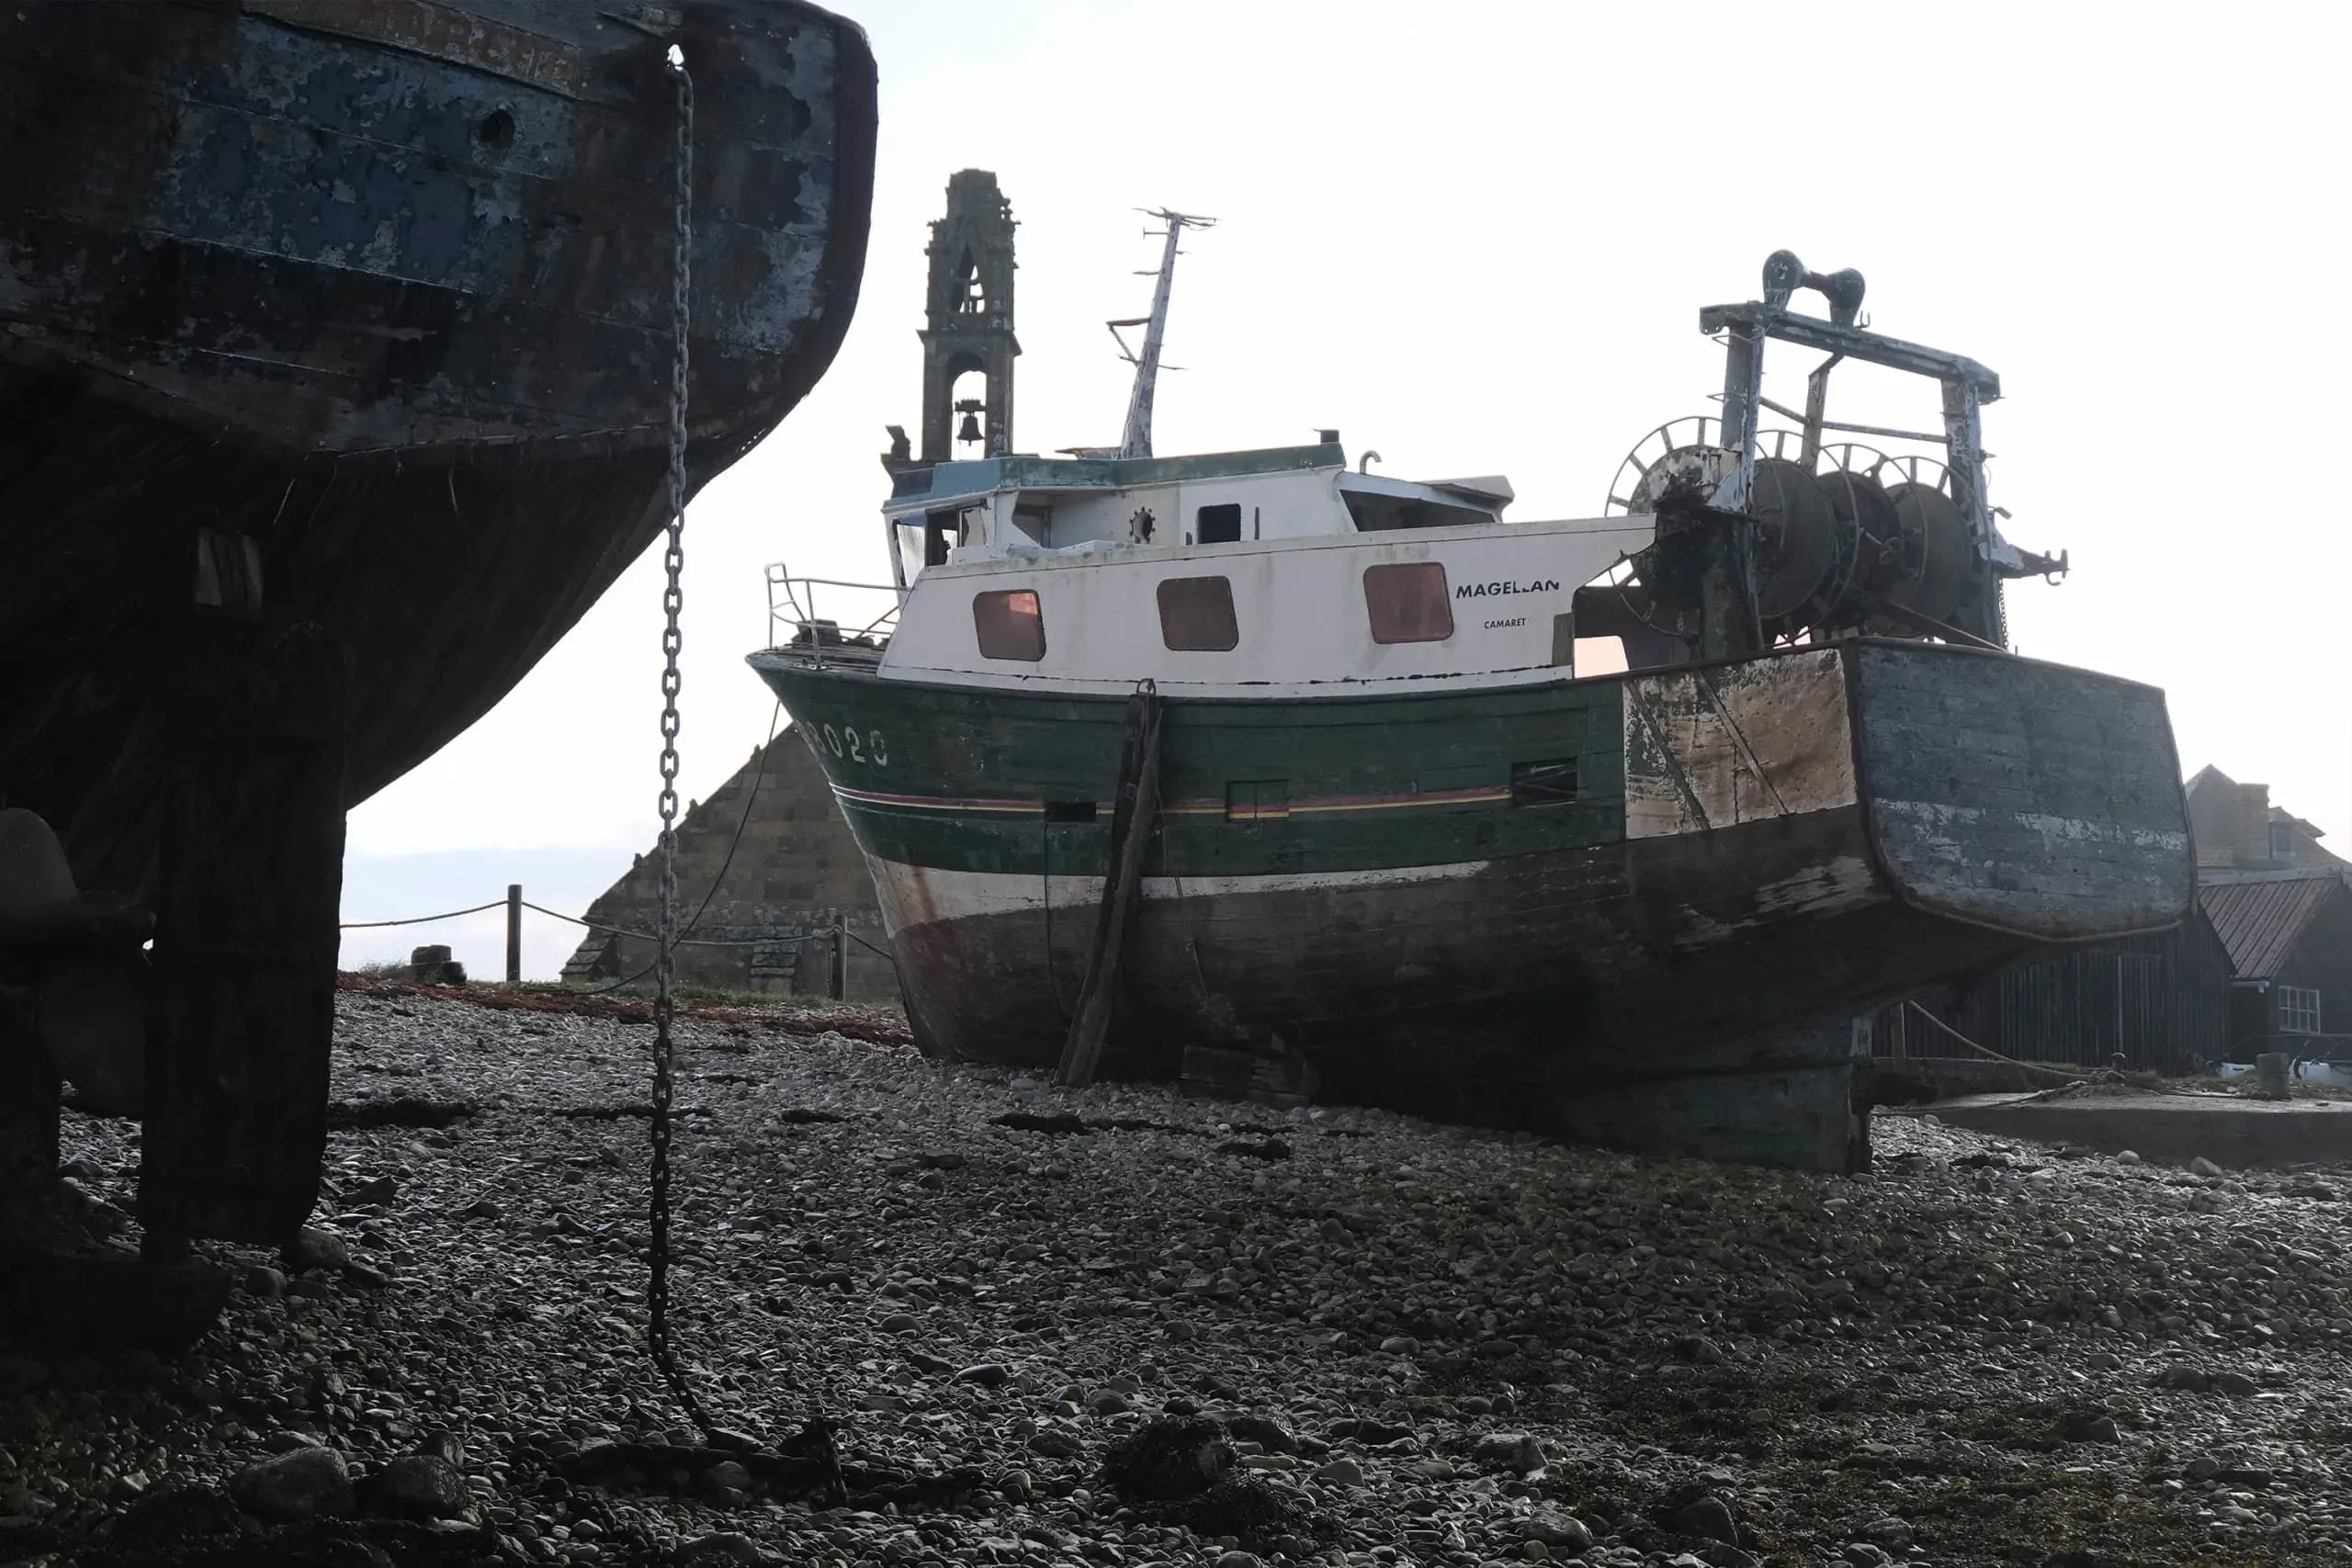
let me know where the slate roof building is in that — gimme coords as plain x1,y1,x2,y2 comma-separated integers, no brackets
2199,867,2352,1056
1873,908,2232,1080
2187,764,2346,873
1878,773,2352,1079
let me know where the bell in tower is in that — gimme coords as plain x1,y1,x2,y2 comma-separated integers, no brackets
908,169,1019,468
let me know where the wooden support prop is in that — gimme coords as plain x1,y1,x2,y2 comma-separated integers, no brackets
142,617,349,1254
0,982,56,1242
1056,684,1162,1089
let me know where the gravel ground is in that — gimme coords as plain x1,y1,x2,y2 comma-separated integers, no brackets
5,987,2351,1568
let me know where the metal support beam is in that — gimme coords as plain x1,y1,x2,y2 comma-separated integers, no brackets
1718,319,1763,507
1700,303,2000,397
1703,323,1768,664
1939,375,2007,648
1800,353,1843,467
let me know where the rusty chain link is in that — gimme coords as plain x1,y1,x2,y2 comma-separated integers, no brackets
647,47,715,1443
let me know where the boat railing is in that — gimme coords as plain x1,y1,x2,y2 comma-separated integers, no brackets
764,563,900,663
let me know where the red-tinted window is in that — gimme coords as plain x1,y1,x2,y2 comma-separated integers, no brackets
973,589,1046,660
1363,561,1453,644
1157,575,1239,651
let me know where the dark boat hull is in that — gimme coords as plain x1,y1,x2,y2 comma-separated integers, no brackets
0,0,876,890
752,641,2196,1164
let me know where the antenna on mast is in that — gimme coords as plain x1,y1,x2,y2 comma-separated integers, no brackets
1109,208,1214,460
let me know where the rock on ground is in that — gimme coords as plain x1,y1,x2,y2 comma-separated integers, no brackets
229,1444,354,1521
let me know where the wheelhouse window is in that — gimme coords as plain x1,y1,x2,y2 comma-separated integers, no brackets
2280,986,2323,1034
1195,502,1243,545
1157,575,1239,651
1363,561,1453,644
894,504,984,586
973,589,1045,661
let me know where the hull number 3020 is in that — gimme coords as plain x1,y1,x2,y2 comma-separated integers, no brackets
822,723,887,765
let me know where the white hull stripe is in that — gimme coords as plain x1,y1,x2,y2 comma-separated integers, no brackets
834,783,1516,818
863,858,1493,931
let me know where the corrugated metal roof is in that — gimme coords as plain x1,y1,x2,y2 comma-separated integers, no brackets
2198,869,2349,979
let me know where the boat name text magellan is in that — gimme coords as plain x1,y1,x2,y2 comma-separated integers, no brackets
1455,579,1560,599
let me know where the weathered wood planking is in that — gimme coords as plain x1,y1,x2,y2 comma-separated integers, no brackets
1623,649,1857,837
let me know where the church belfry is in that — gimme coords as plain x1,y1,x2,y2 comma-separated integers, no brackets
911,169,1018,465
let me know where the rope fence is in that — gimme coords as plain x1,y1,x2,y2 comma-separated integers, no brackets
337,899,507,931
337,887,899,976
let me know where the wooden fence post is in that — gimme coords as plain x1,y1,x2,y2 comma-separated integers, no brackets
506,884,523,987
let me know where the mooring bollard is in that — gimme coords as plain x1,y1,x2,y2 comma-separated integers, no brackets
2255,1051,2292,1100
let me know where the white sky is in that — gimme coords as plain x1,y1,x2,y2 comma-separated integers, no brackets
343,0,2352,976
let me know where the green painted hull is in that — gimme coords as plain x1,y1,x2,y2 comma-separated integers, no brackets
763,669,1627,880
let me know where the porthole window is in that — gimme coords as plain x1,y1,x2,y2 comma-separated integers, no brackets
1157,575,1239,651
1363,561,1453,644
973,589,1046,661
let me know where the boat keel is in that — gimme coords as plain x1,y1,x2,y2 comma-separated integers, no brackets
1536,1015,1871,1175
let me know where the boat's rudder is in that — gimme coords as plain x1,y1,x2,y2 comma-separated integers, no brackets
1851,644,2194,942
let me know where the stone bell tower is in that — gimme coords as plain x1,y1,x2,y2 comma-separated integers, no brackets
909,169,1018,466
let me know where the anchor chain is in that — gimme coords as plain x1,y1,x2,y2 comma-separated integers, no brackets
647,49,715,1443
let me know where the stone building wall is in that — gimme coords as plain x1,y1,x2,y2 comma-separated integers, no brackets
2187,765,2345,872
561,727,896,1001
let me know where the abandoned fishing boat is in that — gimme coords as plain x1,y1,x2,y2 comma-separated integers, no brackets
751,209,2193,1171
0,0,876,892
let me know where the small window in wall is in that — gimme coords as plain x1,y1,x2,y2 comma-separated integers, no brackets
1510,759,1579,806
973,589,1045,661
1196,502,1243,545
1158,575,1239,651
2271,821,2295,859
1227,780,1289,822
2280,985,2323,1034
1363,561,1453,644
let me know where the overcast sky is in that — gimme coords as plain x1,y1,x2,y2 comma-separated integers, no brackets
342,0,2352,976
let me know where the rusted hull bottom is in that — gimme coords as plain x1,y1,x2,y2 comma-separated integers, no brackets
878,811,2028,1169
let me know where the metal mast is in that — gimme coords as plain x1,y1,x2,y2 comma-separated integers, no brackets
1112,208,1213,460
